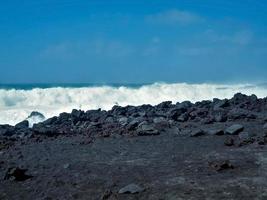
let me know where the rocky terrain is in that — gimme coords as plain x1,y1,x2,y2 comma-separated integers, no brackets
1,93,267,200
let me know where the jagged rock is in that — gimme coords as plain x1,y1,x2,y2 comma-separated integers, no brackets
118,183,144,194
137,121,159,136
27,111,45,119
4,167,33,181
177,113,189,122
176,101,192,109
15,120,29,129
225,124,244,135
0,125,15,137
156,101,172,109
190,129,205,137
126,119,139,131
118,117,128,126
168,107,187,121
71,109,84,119
228,108,257,120
213,99,229,110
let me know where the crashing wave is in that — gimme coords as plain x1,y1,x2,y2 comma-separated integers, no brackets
0,82,267,126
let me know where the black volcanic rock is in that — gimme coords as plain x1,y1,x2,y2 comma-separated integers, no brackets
15,120,29,129
27,111,45,119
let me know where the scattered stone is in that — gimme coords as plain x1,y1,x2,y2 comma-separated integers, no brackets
63,164,70,169
238,132,255,146
190,129,205,137
4,167,33,181
224,137,234,146
118,183,144,194
225,124,244,135
209,160,234,171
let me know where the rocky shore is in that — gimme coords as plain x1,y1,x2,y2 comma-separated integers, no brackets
1,93,267,199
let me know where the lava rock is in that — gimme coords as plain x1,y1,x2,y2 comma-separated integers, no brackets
137,121,159,136
27,111,45,119
213,99,229,110
15,120,29,129
118,183,144,194
118,117,128,126
0,125,15,137
156,101,172,109
168,107,187,121
225,124,244,135
126,119,139,131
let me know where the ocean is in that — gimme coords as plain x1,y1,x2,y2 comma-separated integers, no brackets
1,82,267,126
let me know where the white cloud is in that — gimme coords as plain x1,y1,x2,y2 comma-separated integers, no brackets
145,9,204,25
204,29,254,45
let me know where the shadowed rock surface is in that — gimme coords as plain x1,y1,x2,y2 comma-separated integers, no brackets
0,93,267,199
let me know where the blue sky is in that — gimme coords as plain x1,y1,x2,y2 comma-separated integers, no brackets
0,0,267,84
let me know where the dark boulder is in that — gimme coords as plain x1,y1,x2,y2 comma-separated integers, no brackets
15,120,29,129
0,125,16,137
213,99,229,110
156,101,172,109
227,108,257,120
137,121,159,136
27,111,45,119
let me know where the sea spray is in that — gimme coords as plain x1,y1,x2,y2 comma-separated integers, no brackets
0,82,267,125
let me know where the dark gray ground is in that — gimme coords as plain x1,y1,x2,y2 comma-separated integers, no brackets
1,122,267,200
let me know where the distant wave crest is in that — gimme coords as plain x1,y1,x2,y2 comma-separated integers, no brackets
0,82,267,125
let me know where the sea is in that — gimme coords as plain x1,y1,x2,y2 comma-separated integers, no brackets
1,82,267,126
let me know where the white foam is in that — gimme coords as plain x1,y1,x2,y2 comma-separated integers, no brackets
0,82,266,126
